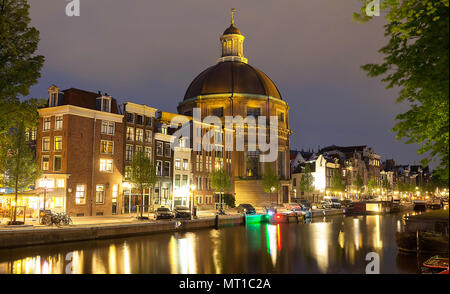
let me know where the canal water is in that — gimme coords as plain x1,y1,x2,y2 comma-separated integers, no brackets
0,212,433,274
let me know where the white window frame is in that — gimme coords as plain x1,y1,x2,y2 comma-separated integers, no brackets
76,185,86,205
55,115,63,130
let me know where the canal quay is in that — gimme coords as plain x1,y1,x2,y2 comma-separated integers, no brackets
1,210,447,274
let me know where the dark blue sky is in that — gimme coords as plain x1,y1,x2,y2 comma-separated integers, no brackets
27,0,432,168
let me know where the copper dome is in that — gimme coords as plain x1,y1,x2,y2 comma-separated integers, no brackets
183,61,282,100
223,24,241,35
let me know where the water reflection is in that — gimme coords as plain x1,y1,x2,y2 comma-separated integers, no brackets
0,212,429,274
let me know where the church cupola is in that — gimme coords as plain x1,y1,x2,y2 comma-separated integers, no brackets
217,9,248,64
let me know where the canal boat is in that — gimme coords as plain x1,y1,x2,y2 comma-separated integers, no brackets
423,255,449,269
413,200,427,211
427,199,443,209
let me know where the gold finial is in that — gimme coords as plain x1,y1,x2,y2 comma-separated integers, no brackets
231,8,236,25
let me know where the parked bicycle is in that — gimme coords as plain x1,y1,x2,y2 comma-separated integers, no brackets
39,211,72,226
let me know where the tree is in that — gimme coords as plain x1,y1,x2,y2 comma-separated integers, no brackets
299,163,315,196
0,0,44,104
0,117,40,224
367,176,379,196
130,150,157,218
355,0,449,180
352,172,364,195
262,164,280,206
330,169,345,195
381,178,392,199
210,168,232,209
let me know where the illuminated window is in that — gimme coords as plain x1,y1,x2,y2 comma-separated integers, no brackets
136,128,144,142
126,127,134,141
56,179,65,188
43,117,51,131
182,175,188,188
175,175,180,189
125,145,133,161
42,137,50,152
124,165,132,179
101,140,114,154
76,185,86,204
112,184,118,203
183,159,189,170
55,116,63,130
175,158,181,170
41,156,50,171
54,136,62,151
96,185,105,204
100,159,113,172
54,197,63,208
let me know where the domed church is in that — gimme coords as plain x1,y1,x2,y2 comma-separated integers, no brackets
178,10,292,206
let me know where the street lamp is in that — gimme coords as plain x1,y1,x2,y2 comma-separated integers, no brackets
189,184,196,216
270,186,275,207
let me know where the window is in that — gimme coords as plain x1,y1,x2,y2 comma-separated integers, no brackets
182,175,188,188
41,156,50,171
145,130,152,143
96,185,105,204
196,196,203,204
101,121,115,135
54,156,62,171
42,137,50,152
76,185,86,204
246,150,259,177
145,116,152,126
49,92,58,107
183,159,189,170
101,140,114,154
126,145,133,161
112,184,118,203
126,127,134,141
163,161,170,177
125,166,132,179
174,175,181,189
136,128,143,142
164,143,171,157
247,107,261,117
54,136,62,151
97,97,111,112
43,117,51,131
161,127,168,135
145,147,152,159
126,113,134,123
55,116,63,130
100,159,113,172
278,111,284,122
206,196,212,204
156,142,163,156
175,158,181,170
156,160,162,176
56,179,65,188
136,145,143,153
136,115,143,125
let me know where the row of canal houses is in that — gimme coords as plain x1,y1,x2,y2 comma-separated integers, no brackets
290,146,431,202
2,86,226,218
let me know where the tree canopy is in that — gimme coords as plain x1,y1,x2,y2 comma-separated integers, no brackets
262,164,280,194
130,150,157,216
299,164,315,193
355,0,449,180
330,169,345,194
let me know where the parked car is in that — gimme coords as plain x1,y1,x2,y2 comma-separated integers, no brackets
237,204,256,214
340,199,353,208
324,196,342,209
154,207,173,220
174,206,192,219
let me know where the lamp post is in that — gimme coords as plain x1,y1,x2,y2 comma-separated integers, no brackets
190,184,196,216
270,186,275,208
